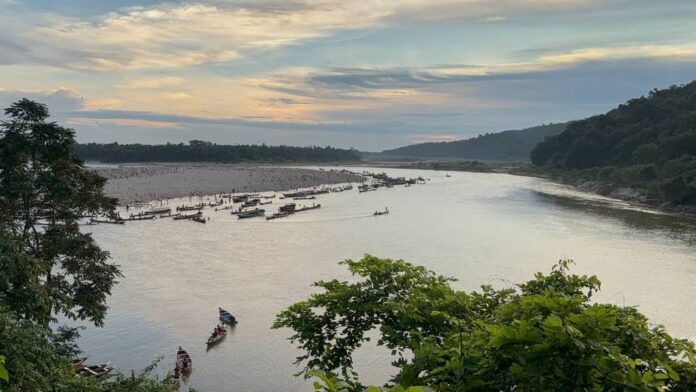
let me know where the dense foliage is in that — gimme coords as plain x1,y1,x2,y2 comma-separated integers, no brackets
531,82,696,206
274,255,696,391
0,100,175,391
74,140,361,163
379,123,566,160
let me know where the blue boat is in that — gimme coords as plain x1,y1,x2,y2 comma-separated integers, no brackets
219,307,238,325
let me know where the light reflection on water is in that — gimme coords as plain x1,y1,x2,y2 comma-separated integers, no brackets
74,167,696,391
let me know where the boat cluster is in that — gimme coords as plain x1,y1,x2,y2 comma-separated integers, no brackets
172,307,238,384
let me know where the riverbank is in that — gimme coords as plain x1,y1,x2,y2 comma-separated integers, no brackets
90,163,365,204
363,159,696,218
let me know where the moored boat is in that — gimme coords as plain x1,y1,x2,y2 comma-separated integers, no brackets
76,363,113,378
295,204,321,213
72,357,88,370
90,218,125,225
173,212,201,220
279,203,296,213
237,208,265,219
192,216,206,224
266,211,289,220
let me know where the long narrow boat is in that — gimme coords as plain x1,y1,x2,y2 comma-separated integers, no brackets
144,207,171,215
206,328,227,346
266,211,289,220
192,216,206,224
374,208,389,216
76,363,113,378
173,212,201,220
237,208,265,219
295,204,321,213
124,215,156,221
177,205,204,212
90,218,125,225
176,347,192,371
279,203,296,213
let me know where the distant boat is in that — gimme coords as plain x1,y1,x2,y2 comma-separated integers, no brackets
192,216,206,224
124,215,155,221
237,208,265,219
295,204,321,213
90,218,125,225
279,203,296,213
374,207,389,216
266,211,290,220
174,212,201,220
144,207,171,215
445,174,452,177
293,196,316,200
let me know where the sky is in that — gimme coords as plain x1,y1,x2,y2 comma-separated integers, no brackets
1,0,695,151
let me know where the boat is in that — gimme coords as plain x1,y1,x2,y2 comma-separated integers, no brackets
124,215,156,221
282,191,306,198
374,207,389,216
214,205,234,211
176,347,192,371
232,195,248,203
173,212,201,220
90,218,125,225
72,357,88,370
279,203,296,213
192,216,206,224
177,204,204,212
237,208,265,219
261,194,276,199
76,363,113,378
206,327,227,346
242,199,260,208
293,196,316,200
208,200,223,207
295,204,321,213
259,200,272,205
266,211,290,220
219,307,238,325
445,174,452,178
144,207,171,215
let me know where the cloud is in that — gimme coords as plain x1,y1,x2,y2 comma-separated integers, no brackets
124,77,185,89
7,0,606,71
0,87,84,114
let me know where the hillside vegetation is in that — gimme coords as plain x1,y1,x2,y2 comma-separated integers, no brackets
531,82,696,209
380,123,566,160
75,140,361,163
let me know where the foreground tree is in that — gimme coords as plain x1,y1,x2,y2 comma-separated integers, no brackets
274,255,696,391
0,99,120,327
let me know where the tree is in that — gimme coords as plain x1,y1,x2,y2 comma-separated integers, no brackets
274,255,696,391
0,99,121,326
634,143,661,164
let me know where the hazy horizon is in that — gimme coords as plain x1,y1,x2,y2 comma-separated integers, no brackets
1,1,696,150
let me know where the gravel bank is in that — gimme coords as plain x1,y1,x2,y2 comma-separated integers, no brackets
91,164,365,204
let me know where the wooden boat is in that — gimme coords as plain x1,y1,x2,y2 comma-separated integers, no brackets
232,195,248,203
206,328,227,346
144,207,171,215
237,208,265,219
266,211,289,220
192,216,206,224
176,347,192,371
90,218,125,225
215,205,234,211
177,205,204,212
282,191,306,198
219,307,238,325
208,200,223,207
295,204,321,213
73,357,88,370
76,363,113,378
259,200,272,205
124,215,156,221
374,207,389,216
293,196,316,200
261,194,276,199
173,212,201,220
279,203,296,213
242,199,260,208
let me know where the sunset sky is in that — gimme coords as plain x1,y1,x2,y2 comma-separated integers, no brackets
1,0,695,150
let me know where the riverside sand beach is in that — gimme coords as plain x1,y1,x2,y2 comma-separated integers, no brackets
90,163,365,204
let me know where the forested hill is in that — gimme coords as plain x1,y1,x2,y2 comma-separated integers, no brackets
74,141,361,163
379,123,567,160
530,82,696,207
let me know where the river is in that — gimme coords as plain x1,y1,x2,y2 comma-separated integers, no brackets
75,167,696,391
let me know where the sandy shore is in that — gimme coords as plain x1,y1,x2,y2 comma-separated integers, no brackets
91,164,365,204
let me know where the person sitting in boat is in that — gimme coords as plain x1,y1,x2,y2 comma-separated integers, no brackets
173,365,181,379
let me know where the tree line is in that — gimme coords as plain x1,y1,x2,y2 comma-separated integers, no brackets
74,141,361,163
531,82,696,207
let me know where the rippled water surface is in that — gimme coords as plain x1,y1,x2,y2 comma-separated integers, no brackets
76,167,696,391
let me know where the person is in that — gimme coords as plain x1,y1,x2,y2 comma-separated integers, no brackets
173,365,180,380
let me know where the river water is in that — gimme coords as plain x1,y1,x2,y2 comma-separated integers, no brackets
75,167,696,391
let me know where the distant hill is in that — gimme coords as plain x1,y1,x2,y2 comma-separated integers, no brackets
379,123,567,160
531,82,696,207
